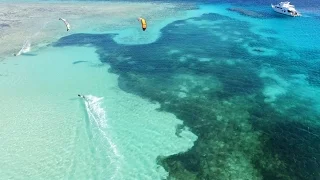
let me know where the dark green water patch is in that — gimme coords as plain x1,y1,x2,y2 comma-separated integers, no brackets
249,97,320,180
228,7,265,18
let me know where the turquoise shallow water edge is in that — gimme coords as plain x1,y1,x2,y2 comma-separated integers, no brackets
1,1,320,179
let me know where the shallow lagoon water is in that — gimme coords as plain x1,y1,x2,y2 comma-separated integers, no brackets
0,46,197,179
1,0,320,179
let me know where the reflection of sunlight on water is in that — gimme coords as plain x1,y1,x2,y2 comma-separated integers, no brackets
84,95,122,180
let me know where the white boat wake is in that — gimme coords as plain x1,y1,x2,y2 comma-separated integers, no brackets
83,95,122,180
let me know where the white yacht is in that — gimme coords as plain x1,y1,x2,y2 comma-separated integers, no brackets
271,2,301,17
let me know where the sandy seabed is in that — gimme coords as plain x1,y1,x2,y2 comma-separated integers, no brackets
0,1,194,58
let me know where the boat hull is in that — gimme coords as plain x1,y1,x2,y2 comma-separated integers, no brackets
271,4,300,17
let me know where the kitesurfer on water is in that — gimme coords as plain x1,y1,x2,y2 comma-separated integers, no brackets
78,94,85,99
14,40,31,56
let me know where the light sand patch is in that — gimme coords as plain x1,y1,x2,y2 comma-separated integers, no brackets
259,66,289,103
260,67,320,115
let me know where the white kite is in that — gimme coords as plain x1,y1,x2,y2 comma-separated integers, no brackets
59,18,71,31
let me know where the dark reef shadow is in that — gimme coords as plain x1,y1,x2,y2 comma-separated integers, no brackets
21,53,37,56
72,60,88,65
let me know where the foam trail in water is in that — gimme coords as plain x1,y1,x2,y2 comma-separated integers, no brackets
83,95,122,180
15,40,31,56
15,21,49,56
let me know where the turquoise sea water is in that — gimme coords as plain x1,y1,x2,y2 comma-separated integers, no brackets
1,0,320,179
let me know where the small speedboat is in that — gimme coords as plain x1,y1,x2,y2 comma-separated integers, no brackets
271,2,301,17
